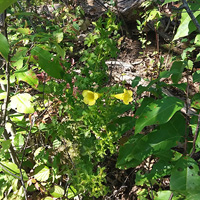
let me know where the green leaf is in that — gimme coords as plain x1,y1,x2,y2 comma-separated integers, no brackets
42,197,54,200
194,34,200,46
14,133,24,148
17,28,32,35
170,61,185,84
0,91,7,100
135,97,184,134
0,0,18,14
0,139,11,153
170,157,200,195
173,4,200,40
193,70,200,83
49,185,64,198
0,161,28,180
155,190,171,200
162,0,179,5
31,47,64,79
131,76,141,88
67,186,77,198
54,43,65,59
10,93,34,114
15,66,39,88
53,31,63,43
0,74,15,85
34,165,50,182
117,112,185,169
0,33,9,61
191,93,200,109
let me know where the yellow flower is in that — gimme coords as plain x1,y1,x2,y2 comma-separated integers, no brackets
113,89,133,105
82,90,101,106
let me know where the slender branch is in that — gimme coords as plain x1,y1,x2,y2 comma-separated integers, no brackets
0,10,28,199
182,0,200,33
0,162,21,179
169,192,173,200
190,112,200,157
184,69,190,155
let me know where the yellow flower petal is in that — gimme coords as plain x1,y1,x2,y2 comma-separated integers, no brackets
82,90,101,105
113,89,133,105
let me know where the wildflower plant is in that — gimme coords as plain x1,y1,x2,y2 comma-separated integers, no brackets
113,89,133,105
82,90,101,105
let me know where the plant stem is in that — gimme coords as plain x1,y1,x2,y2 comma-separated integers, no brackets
190,112,200,157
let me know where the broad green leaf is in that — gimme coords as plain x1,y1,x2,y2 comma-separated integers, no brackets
194,34,200,46
0,139,11,153
53,31,63,43
155,190,171,200
131,76,141,88
0,33,9,61
0,174,8,199
173,4,200,40
170,157,200,195
34,164,50,182
191,93,200,109
162,0,179,5
67,186,77,199
10,93,34,114
42,197,54,200
11,47,28,69
0,74,16,84
17,28,32,35
107,116,135,136
54,43,65,59
0,127,3,137
170,61,185,84
14,133,24,148
135,97,184,134
15,66,39,88
187,192,200,200
117,112,185,169
0,0,18,14
31,46,64,79
196,52,200,61
0,161,28,180
49,185,64,198
193,70,200,83
0,91,7,100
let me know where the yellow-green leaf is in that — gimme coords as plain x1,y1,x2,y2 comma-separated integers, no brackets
10,93,34,114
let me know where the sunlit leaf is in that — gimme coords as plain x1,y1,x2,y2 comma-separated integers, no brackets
173,4,200,40
135,97,184,134
53,31,63,43
34,165,50,182
0,34,9,61
0,92,7,100
17,28,32,35
15,66,39,88
0,139,11,153
10,93,34,114
14,133,24,148
49,185,64,198
0,161,28,180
